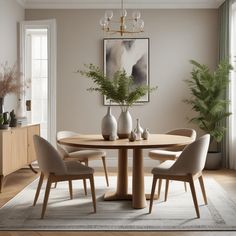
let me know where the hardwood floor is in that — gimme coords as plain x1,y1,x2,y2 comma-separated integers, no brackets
0,167,236,236
0,168,40,208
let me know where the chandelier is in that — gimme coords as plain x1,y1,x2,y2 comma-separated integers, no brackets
99,0,144,36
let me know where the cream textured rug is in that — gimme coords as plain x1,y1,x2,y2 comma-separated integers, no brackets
0,176,236,231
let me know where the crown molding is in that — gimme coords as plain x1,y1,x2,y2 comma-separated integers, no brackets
22,0,225,9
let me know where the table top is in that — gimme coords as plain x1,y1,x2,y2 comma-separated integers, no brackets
58,134,194,149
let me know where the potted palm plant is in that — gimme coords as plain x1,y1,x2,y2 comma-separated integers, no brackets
184,60,233,169
79,64,157,139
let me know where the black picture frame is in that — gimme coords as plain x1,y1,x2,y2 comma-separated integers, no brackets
103,38,150,105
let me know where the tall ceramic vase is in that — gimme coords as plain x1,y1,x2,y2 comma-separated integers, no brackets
0,97,4,114
101,106,117,140
117,109,132,139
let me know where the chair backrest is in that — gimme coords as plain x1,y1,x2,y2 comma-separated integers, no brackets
166,128,197,151
170,134,210,175
34,135,67,175
56,130,80,155
167,128,196,138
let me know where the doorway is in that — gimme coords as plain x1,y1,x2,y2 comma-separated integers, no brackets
20,20,56,144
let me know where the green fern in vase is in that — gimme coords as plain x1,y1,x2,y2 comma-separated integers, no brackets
79,64,157,111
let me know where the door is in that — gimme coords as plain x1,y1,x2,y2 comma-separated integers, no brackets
20,20,57,145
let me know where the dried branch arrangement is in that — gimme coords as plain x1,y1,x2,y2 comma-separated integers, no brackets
0,62,23,98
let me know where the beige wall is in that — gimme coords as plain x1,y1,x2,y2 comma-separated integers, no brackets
0,0,25,111
25,9,218,162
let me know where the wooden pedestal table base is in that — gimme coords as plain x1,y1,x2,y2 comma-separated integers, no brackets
132,148,147,208
104,148,147,209
104,149,132,201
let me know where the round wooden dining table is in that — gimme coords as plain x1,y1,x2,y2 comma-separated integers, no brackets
58,134,193,209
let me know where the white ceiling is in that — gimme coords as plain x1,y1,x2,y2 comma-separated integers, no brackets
17,0,225,9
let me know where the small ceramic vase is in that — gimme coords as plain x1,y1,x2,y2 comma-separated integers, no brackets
134,118,143,141
129,130,137,142
142,128,150,140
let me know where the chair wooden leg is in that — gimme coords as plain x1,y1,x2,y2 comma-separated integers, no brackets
101,156,109,187
189,175,200,218
149,176,158,214
41,175,52,219
0,175,4,193
89,175,96,213
82,160,88,195
164,179,169,202
83,179,87,196
29,164,38,174
69,180,73,199
33,172,44,206
184,182,187,192
198,175,208,205
157,178,162,199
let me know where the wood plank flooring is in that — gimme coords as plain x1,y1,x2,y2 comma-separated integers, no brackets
0,167,236,236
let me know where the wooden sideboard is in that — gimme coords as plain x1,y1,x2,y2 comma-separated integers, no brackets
0,124,40,192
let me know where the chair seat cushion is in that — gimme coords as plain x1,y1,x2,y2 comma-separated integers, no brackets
149,150,181,161
66,149,106,161
151,160,175,175
65,160,94,175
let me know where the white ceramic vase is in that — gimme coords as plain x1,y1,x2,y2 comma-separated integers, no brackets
134,118,143,141
16,98,25,118
101,106,117,140
142,128,150,140
117,109,132,139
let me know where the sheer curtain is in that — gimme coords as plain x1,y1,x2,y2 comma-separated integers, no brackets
229,1,236,169
219,0,230,168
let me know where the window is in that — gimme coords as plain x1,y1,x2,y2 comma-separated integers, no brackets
229,2,236,168
25,29,48,139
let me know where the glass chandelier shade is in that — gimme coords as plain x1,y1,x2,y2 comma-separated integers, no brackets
100,0,144,36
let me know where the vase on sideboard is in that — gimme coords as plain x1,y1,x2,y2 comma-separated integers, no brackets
0,97,4,114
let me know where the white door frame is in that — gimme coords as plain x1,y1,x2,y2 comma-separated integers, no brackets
20,19,57,145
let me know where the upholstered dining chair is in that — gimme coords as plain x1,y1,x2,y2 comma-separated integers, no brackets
56,131,109,192
148,128,197,200
33,135,96,219
149,134,210,218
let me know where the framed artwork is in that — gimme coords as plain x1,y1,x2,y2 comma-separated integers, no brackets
103,38,150,105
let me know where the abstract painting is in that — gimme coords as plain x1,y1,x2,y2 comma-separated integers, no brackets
103,38,149,105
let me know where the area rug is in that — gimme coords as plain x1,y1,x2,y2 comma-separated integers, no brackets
0,176,236,231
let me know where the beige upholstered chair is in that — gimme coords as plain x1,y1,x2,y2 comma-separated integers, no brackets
149,134,210,218
33,135,96,219
56,131,109,190
149,128,197,161
149,128,197,199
